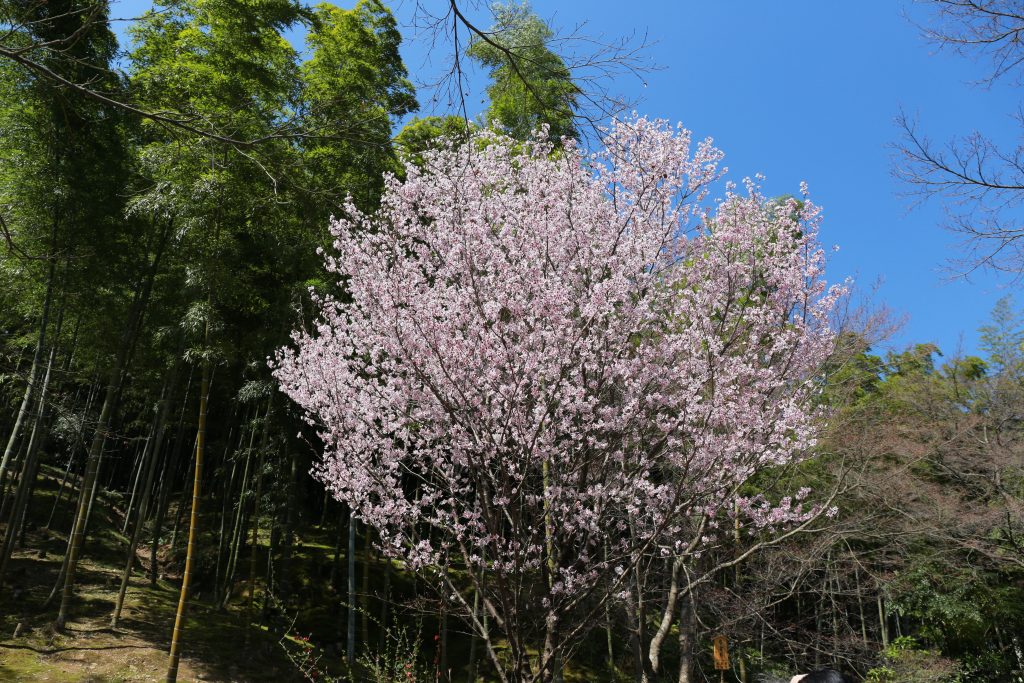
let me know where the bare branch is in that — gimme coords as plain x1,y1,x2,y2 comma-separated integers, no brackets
913,0,1024,86
408,0,657,140
894,109,1024,276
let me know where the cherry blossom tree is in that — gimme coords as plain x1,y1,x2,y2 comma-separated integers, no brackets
274,116,844,683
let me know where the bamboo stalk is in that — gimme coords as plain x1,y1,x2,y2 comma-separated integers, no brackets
165,326,211,683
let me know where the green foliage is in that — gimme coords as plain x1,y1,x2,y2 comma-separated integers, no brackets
824,307,1024,680
129,0,301,129
0,0,134,357
866,637,960,683
886,342,941,378
467,1,578,142
979,295,1024,374
821,335,885,405
889,564,1011,647
301,0,417,209
125,0,421,366
395,115,476,169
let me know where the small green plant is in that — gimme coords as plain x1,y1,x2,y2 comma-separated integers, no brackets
278,594,432,683
357,622,428,683
865,636,959,683
282,631,327,682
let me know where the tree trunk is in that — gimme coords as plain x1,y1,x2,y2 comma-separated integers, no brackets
263,525,278,622
242,428,268,643
55,380,114,630
81,439,106,546
362,527,371,647
677,589,696,683
278,445,298,595
151,368,193,585
15,339,58,548
221,420,256,602
165,336,210,683
46,379,98,532
648,557,683,675
244,446,267,621
214,435,238,605
877,594,888,648
0,321,60,587
347,512,356,666
625,563,654,683
122,433,152,535
330,508,345,590
467,588,479,683
0,254,56,488
112,359,180,627
170,451,195,553
45,451,76,532
244,397,272,627
55,229,166,630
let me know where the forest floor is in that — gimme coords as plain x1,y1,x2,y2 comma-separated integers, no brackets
0,466,615,683
0,466,323,682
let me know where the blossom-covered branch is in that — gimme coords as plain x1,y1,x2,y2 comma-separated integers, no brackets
274,116,844,683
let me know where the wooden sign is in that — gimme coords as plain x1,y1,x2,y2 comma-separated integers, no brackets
713,634,730,671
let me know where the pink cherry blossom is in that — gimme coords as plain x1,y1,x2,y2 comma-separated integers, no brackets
273,116,843,683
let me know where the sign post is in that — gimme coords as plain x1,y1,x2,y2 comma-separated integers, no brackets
713,635,730,683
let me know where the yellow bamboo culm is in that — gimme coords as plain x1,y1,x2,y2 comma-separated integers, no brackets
166,347,210,683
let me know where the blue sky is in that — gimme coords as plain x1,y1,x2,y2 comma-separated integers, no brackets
110,1,1020,358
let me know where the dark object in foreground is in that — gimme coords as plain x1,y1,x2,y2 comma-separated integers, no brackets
802,669,854,683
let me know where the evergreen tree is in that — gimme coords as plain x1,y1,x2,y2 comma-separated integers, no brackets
467,1,578,142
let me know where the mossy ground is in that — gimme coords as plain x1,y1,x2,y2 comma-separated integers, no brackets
1,467,311,682
1,467,622,682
